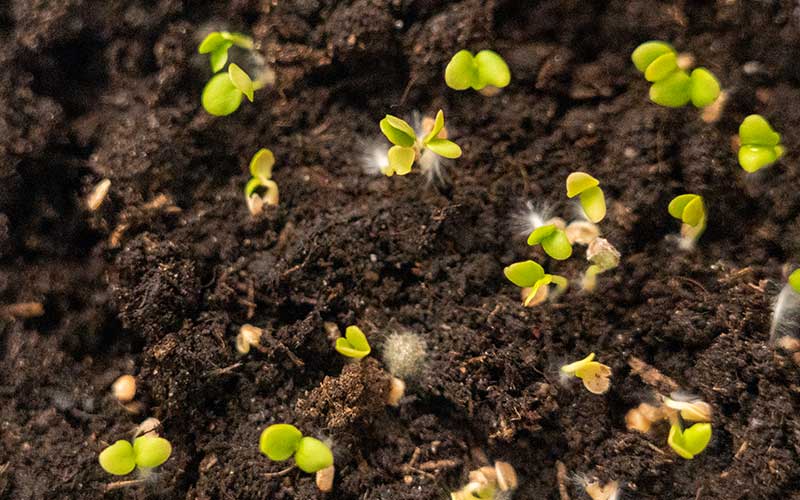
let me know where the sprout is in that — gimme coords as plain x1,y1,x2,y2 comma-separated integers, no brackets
378,110,462,177
769,268,800,346
566,172,606,223
625,402,665,434
560,353,611,395
444,50,511,93
451,461,518,500
334,325,371,359
504,260,568,307
382,331,427,380
202,63,263,116
668,194,706,248
99,436,172,476
738,115,785,173
112,374,137,404
245,148,280,215
667,422,712,459
259,424,333,473
198,31,254,72
386,376,406,407
582,238,621,292
631,41,720,108
236,324,264,354
565,220,600,245
527,224,573,260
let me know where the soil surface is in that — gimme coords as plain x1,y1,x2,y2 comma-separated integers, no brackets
2,1,800,499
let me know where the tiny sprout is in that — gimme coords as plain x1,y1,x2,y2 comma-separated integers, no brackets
236,324,263,354
566,172,606,223
582,238,621,292
560,353,611,395
198,31,254,72
334,325,371,359
86,178,111,211
112,374,137,403
738,114,785,173
565,220,600,245
625,402,665,434
379,110,462,176
387,376,406,407
451,461,518,500
527,224,572,260
259,424,333,473
99,435,172,476
202,63,263,116
504,260,568,307
445,50,511,93
667,422,712,459
668,194,706,248
631,41,720,108
245,148,279,215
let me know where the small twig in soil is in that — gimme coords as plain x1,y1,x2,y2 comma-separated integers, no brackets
627,357,679,392
207,363,243,377
264,465,295,479
556,461,570,500
643,441,667,456
675,276,709,296
0,302,44,320
399,76,416,106
415,459,460,472
104,478,148,492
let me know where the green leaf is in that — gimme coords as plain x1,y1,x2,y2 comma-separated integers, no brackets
294,437,334,473
380,116,416,147
649,69,691,107
474,50,511,89
388,146,415,175
335,325,371,359
689,68,720,108
445,50,477,90
504,260,545,288
221,32,254,50
202,73,243,116
423,110,445,144
133,436,172,469
644,51,678,82
566,172,599,198
250,148,275,180
99,440,136,476
682,196,705,227
210,43,232,72
260,424,303,461
739,115,780,147
426,139,462,159
199,32,226,54
526,224,556,246
228,63,255,102
244,177,262,197
541,229,573,260
579,186,607,223
668,423,712,459
631,41,675,73
738,145,777,173
668,194,699,220
789,269,800,294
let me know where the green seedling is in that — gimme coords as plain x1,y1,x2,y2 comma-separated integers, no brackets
631,40,720,108
260,424,333,473
335,325,371,359
738,115,785,173
198,31,254,72
445,50,511,93
379,110,462,176
99,436,172,476
504,260,568,307
566,172,606,223
668,194,706,248
245,148,279,215
527,224,572,260
667,422,712,459
560,353,611,394
202,63,264,116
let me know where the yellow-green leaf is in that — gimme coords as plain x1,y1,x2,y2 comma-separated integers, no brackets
689,68,720,108
739,115,780,147
445,50,477,90
668,423,711,459
504,260,545,288
681,196,705,227
388,146,415,175
99,440,136,476
566,172,599,198
649,70,691,107
738,145,778,173
228,63,255,102
426,139,462,159
423,110,445,144
526,224,556,246
294,437,334,473
474,50,511,89
250,148,275,180
789,269,800,294
541,229,573,260
631,41,675,73
668,194,698,220
199,32,226,54
644,51,678,82
133,436,172,469
259,424,303,461
380,116,416,147
335,325,371,359
202,73,243,116
579,186,606,223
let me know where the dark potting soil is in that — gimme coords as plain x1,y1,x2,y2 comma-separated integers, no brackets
2,1,800,499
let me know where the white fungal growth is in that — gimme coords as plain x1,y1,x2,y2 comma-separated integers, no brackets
769,283,800,345
361,140,391,176
382,331,427,380
512,201,560,237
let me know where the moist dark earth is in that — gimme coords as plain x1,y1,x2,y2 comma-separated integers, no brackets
2,1,800,499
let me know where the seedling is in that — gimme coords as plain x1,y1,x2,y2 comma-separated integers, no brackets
445,50,511,93
668,194,706,248
202,63,263,116
527,224,572,260
198,31,254,72
560,353,611,394
769,268,800,345
236,324,264,354
566,172,606,223
631,41,720,108
582,238,621,292
335,325,371,359
99,436,172,476
245,148,280,215
738,114,785,172
504,260,568,307
379,110,462,176
260,423,333,473
668,422,712,459
451,461,517,500
626,393,712,459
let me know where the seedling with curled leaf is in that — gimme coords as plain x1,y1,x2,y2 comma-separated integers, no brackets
504,260,568,307
560,353,611,394
245,148,279,215
335,325,371,359
198,31,254,72
582,238,621,292
566,172,606,223
668,194,706,248
379,110,462,176
631,41,720,108
738,115,785,173
527,224,572,260
202,63,264,116
445,49,511,94
668,422,712,459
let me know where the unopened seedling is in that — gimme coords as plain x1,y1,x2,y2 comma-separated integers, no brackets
445,50,511,94
626,394,712,459
335,325,371,359
527,224,572,260
631,41,720,108
738,115,785,173
561,353,611,394
582,238,621,292
504,260,568,307
566,172,606,223
451,461,518,500
99,435,172,476
668,422,712,459
260,423,333,473
379,110,462,176
668,194,706,248
245,148,279,215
